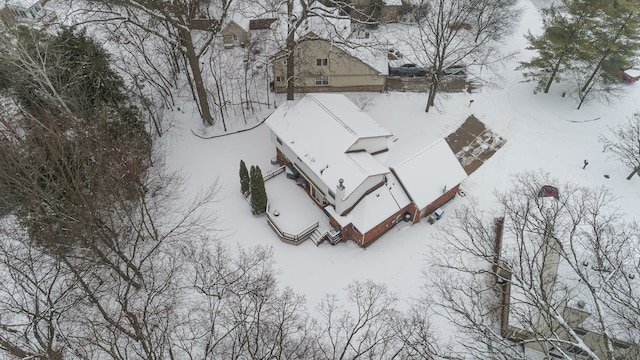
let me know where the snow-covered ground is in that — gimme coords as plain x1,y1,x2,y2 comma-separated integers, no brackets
162,0,640,316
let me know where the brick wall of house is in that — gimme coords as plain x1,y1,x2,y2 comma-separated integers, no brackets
276,147,288,166
339,224,362,245
360,203,415,246
418,185,460,220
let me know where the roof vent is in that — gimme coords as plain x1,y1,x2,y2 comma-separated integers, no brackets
577,300,586,309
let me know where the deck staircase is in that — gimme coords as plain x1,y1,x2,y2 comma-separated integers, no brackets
308,229,324,246
308,228,342,246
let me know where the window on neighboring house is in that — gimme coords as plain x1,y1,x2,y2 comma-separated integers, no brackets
315,76,329,85
232,34,239,45
276,76,284,82
316,58,328,66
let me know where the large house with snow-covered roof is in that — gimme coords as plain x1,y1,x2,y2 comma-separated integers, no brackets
266,94,467,246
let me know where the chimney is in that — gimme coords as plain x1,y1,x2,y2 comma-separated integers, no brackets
335,178,346,215
540,222,561,307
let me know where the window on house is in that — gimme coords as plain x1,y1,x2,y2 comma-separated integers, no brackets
232,34,239,44
565,345,587,356
283,59,287,65
276,76,284,82
316,58,328,66
315,76,329,85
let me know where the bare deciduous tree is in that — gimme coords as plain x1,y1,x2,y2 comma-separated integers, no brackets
407,0,519,112
430,172,640,359
0,225,80,360
314,280,409,359
600,113,640,180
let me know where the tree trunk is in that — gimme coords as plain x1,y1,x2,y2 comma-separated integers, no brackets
180,28,214,126
626,165,640,180
579,51,609,94
425,73,438,112
286,0,296,101
543,53,564,94
544,13,585,94
579,15,630,94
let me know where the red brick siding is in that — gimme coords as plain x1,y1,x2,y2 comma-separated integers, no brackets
276,147,288,166
339,224,362,245
419,185,460,219
360,203,415,247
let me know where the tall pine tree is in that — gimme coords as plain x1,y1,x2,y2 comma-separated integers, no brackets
575,0,640,108
239,160,250,196
519,0,600,94
250,166,267,215
520,0,640,108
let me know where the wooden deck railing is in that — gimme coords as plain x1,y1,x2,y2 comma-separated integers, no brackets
266,201,319,245
263,165,285,182
314,228,342,246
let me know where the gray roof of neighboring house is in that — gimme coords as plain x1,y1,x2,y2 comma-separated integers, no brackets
249,18,277,30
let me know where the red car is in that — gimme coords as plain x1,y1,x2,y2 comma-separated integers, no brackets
620,69,640,83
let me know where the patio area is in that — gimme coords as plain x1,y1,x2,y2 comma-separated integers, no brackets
264,172,334,244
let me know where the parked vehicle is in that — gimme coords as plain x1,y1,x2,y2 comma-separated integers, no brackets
620,68,640,83
442,64,467,77
388,63,427,77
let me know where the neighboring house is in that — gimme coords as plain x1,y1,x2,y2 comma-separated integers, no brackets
1,0,56,28
249,18,277,31
271,37,387,93
218,17,280,54
266,94,467,246
350,0,404,24
219,20,249,49
494,213,640,359
247,18,278,56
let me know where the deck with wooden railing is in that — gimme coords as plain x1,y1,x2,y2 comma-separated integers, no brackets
266,202,319,245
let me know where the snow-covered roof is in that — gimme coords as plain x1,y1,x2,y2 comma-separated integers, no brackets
302,2,351,39
344,42,390,75
325,172,411,233
266,94,392,198
225,13,250,32
623,69,640,78
391,139,467,209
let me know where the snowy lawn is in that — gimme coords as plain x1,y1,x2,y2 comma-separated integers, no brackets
162,0,640,312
